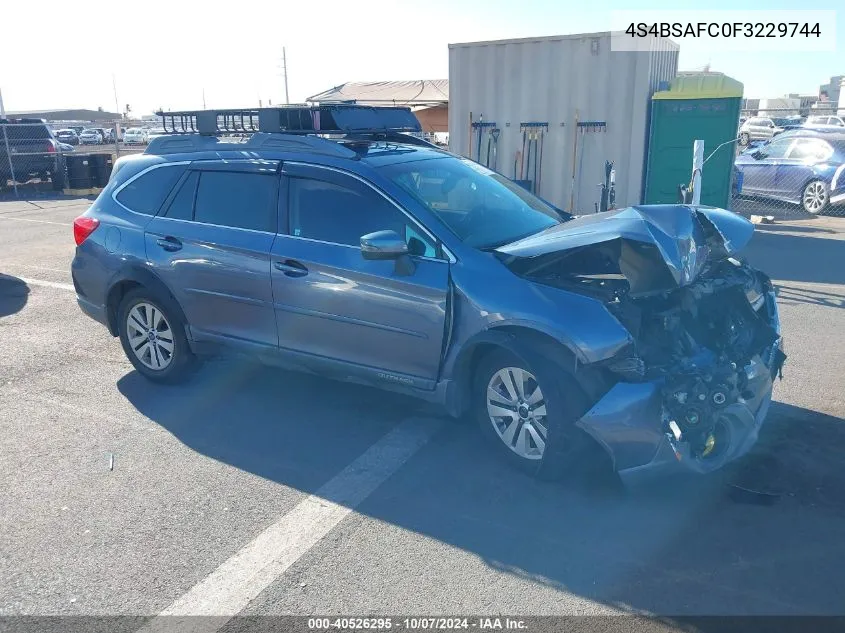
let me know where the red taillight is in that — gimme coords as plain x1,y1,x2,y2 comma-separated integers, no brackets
46,140,56,154
73,217,100,246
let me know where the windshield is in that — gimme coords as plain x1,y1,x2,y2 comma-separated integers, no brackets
382,156,568,249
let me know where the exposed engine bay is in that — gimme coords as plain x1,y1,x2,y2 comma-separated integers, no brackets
610,258,783,460
495,205,787,469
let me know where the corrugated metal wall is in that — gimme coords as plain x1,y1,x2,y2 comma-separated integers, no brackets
448,32,678,212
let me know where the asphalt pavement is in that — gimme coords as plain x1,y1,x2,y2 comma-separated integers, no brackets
1,199,844,628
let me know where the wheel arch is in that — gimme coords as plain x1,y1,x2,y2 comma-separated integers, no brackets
105,266,189,338
446,325,606,418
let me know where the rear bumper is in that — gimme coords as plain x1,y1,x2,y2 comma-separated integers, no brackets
76,295,109,329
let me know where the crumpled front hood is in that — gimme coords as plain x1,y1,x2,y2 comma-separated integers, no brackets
496,205,755,297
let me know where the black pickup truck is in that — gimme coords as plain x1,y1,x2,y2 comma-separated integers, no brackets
0,118,65,190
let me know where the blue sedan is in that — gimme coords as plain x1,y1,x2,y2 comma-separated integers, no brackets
734,132,845,214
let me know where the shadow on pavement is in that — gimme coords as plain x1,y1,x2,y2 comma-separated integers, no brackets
753,224,836,235
117,362,845,616
0,273,29,318
744,230,845,286
775,284,845,310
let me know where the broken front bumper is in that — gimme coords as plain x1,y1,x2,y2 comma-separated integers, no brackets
577,293,784,480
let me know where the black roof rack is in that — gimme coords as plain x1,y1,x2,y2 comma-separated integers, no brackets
156,105,422,137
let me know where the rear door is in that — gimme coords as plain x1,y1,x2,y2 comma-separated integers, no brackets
740,137,793,195
144,160,280,348
271,163,449,388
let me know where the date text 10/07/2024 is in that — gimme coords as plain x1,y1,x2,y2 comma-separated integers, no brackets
625,22,821,38
307,617,527,630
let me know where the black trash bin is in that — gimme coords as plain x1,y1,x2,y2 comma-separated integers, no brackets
66,154,94,189
89,154,114,187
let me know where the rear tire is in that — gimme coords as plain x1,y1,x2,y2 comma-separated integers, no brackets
473,346,595,480
802,180,829,215
118,287,199,384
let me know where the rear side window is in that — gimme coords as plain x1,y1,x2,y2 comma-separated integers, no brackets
115,165,186,215
194,171,277,232
163,171,199,221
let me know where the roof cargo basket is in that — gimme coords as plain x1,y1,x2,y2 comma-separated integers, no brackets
156,105,422,136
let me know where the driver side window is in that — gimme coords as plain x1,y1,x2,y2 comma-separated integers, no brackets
287,176,437,258
757,139,792,159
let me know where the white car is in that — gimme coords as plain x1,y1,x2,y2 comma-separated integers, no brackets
123,128,149,145
805,115,845,128
146,128,168,142
739,117,784,145
79,128,104,145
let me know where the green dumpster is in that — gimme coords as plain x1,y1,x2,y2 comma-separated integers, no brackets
644,72,743,210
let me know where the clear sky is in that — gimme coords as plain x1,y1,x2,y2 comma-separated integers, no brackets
1,0,842,116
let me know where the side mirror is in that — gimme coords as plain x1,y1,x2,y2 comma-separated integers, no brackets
360,230,409,260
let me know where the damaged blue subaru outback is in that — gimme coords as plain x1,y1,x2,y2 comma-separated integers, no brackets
70,105,785,481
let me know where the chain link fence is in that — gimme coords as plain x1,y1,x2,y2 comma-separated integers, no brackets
729,106,845,218
1,118,148,198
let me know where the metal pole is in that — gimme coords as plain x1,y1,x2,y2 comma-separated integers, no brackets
112,74,120,118
2,124,19,197
692,139,704,206
0,87,6,118
113,121,121,159
282,47,290,105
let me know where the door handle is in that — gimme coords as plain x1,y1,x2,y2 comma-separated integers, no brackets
274,259,308,277
156,236,182,252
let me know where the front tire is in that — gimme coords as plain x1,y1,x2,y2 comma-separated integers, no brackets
802,180,829,214
473,347,593,480
118,288,198,383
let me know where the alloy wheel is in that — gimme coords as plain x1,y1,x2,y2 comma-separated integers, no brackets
803,181,827,214
126,302,174,371
486,367,548,460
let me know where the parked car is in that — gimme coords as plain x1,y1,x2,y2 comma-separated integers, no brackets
0,118,65,189
805,115,845,128
71,109,785,481
771,116,803,131
79,128,105,145
57,142,76,152
123,128,149,145
55,129,80,145
146,128,167,142
103,127,122,143
734,132,845,214
739,117,784,145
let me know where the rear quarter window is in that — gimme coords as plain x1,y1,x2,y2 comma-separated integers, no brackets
115,164,187,215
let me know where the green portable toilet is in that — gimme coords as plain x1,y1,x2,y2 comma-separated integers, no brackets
644,72,743,210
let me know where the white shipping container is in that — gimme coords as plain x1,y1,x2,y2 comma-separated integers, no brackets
448,32,678,212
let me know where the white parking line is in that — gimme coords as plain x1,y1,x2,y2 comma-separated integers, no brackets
140,416,443,633
18,277,75,292
1,262,70,274
0,215,72,226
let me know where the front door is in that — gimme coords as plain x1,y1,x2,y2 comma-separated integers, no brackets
144,160,281,348
271,163,449,389
741,137,793,196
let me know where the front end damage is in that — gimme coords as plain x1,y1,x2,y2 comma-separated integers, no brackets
583,258,784,477
496,205,786,477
